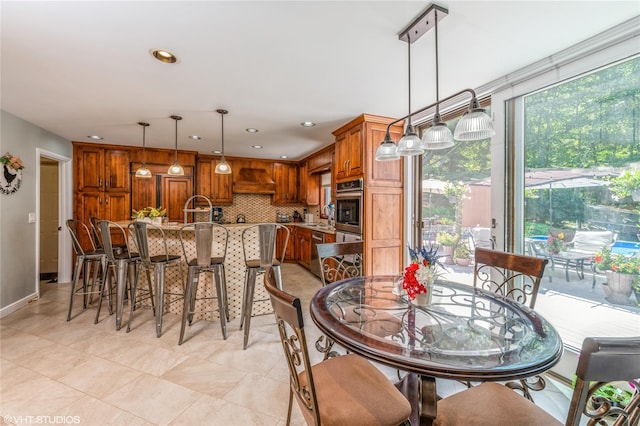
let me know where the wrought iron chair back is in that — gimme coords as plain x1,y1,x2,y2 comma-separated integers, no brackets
263,267,412,426
315,241,364,286
473,247,548,309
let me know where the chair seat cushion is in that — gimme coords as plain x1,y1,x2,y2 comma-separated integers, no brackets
434,382,561,426
298,353,411,426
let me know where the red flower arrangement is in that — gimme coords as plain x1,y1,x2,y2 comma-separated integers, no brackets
402,245,444,300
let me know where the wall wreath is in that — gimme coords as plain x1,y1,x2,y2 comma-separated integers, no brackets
0,152,25,195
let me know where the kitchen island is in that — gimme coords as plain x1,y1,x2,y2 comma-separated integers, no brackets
119,221,334,322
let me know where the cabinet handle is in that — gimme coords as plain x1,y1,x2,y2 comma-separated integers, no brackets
106,179,109,188
99,196,102,204
105,196,109,205
98,178,102,187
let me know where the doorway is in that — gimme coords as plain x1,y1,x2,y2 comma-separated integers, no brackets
39,158,58,282
36,149,73,297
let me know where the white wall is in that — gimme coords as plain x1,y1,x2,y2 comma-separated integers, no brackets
0,110,71,312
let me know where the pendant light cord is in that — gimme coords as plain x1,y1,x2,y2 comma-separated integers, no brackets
141,124,147,165
434,9,441,117
174,118,178,163
221,111,225,157
407,32,412,128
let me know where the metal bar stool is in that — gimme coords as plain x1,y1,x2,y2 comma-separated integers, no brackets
98,220,141,330
178,222,229,344
240,223,289,349
65,219,108,323
127,221,185,337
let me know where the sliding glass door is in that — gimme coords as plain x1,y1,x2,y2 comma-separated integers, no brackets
510,57,639,351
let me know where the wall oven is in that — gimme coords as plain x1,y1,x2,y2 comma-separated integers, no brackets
335,178,363,236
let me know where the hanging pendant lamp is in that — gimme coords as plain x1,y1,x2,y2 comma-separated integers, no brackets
135,122,152,178
396,33,423,157
167,115,185,175
214,109,232,175
421,9,454,150
453,96,495,141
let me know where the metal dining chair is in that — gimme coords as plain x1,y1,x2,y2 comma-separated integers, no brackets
239,223,289,349
472,247,549,400
65,219,108,323
97,220,140,330
433,336,640,426
127,221,185,337
263,266,412,426
178,222,229,344
315,241,364,286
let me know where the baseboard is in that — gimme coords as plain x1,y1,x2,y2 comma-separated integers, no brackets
0,292,38,319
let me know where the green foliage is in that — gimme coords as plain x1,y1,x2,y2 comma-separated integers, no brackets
525,222,550,236
132,206,166,219
436,232,458,246
609,170,640,199
454,244,470,259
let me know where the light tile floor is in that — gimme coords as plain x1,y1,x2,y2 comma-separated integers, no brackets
1,264,572,425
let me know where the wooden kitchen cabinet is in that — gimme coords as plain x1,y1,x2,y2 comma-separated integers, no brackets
74,144,130,193
307,147,333,173
277,225,296,262
297,162,320,206
334,124,362,180
74,191,129,248
196,156,233,204
296,227,312,269
161,176,193,222
273,162,298,205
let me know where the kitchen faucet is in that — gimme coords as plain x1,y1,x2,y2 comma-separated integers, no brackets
321,203,335,227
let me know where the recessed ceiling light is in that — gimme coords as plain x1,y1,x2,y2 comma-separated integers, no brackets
150,49,178,64
301,121,315,127
189,135,202,140
88,135,103,140
246,128,259,133
212,150,222,154
280,155,288,159
252,145,263,149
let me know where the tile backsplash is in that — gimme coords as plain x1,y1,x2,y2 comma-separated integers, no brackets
212,194,321,223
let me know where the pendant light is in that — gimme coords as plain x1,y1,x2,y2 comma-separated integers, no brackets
396,32,423,156
214,109,232,175
453,96,495,141
135,122,152,178
421,8,454,150
167,115,184,175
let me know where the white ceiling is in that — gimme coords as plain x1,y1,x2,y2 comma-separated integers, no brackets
2,1,638,161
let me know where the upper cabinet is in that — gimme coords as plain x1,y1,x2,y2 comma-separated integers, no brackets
273,162,298,205
196,156,233,205
334,124,362,180
332,114,403,187
298,161,320,206
74,144,130,193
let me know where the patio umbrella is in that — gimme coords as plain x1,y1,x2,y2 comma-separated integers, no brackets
422,179,448,219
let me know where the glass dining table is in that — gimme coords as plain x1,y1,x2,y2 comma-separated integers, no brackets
310,275,563,425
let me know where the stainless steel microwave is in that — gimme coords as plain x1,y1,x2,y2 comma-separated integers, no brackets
335,178,363,236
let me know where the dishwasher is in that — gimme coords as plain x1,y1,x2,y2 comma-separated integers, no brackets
310,230,325,278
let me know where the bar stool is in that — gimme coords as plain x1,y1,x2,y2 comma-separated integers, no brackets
240,223,289,349
127,221,185,337
65,219,108,323
178,222,229,344
98,220,141,330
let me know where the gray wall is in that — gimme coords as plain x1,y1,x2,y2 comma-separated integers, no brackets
0,110,71,310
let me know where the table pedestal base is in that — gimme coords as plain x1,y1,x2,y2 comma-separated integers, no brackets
395,373,437,425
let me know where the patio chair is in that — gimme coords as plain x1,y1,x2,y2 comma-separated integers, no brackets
315,241,364,286
433,336,640,426
565,230,615,287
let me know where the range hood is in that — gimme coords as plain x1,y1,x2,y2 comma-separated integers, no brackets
233,167,276,194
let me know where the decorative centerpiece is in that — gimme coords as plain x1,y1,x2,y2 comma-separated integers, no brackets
132,206,166,225
403,245,444,306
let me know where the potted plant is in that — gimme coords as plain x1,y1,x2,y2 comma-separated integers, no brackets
594,247,640,304
545,232,567,254
132,206,167,225
454,244,472,267
437,232,458,264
